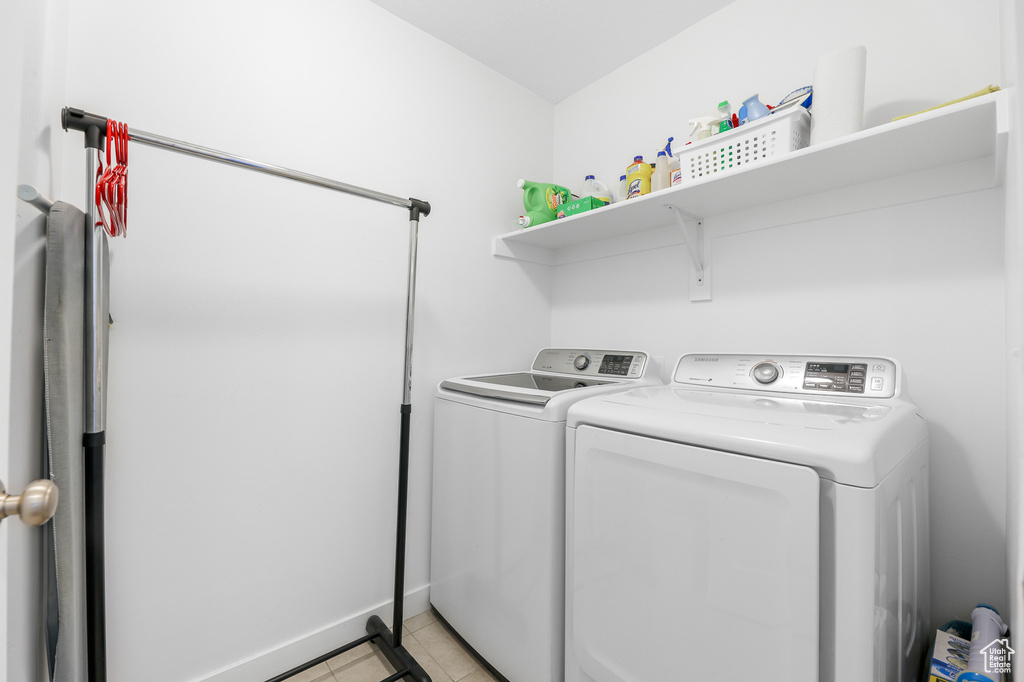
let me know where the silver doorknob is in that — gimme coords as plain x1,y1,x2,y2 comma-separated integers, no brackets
0,479,59,526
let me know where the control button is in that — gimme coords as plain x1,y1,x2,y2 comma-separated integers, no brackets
850,371,865,378
752,362,780,384
574,355,590,370
871,377,884,391
849,378,865,385
873,364,886,372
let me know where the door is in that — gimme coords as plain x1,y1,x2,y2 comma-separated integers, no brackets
571,425,820,682
3,0,67,678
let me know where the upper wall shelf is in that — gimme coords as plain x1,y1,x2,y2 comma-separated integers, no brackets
493,90,1009,267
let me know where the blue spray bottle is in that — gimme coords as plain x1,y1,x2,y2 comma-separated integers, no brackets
652,137,678,191
663,136,681,186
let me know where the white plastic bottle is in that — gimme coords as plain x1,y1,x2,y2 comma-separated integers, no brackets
580,175,614,204
616,174,628,202
651,151,670,192
666,137,682,186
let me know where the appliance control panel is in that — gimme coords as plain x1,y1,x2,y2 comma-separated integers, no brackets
533,348,648,379
673,354,898,398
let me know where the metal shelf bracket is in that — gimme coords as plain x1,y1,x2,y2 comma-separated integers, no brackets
666,204,711,301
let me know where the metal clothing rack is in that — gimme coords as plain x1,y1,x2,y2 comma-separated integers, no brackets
61,107,432,682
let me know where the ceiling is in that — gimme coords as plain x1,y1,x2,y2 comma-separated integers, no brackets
366,0,736,103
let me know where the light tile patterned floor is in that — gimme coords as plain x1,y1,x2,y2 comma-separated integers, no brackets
282,609,501,682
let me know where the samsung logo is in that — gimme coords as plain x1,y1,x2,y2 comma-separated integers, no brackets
693,357,719,362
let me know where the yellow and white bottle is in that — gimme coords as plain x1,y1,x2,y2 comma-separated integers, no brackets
626,156,652,199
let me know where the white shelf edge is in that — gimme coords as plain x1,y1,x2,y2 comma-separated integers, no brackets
492,223,685,265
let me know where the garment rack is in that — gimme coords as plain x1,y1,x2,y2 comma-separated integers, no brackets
61,106,431,682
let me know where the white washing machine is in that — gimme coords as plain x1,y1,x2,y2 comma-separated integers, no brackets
431,348,658,682
565,353,930,682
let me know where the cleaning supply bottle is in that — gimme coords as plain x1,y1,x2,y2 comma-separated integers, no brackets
651,151,670,192
616,175,628,202
738,94,771,125
717,101,733,134
580,175,614,204
626,156,653,199
688,116,720,141
664,137,682,186
517,178,571,228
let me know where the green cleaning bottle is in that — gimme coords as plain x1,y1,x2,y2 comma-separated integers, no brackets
718,100,734,133
517,178,571,228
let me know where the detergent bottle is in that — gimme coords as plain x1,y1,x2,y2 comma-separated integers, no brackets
738,94,771,125
651,151,670,192
517,178,571,228
626,156,653,199
580,175,614,204
688,116,720,141
717,101,734,133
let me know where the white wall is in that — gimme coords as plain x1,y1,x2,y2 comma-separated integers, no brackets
1,0,70,679
59,1,553,680
550,0,1008,627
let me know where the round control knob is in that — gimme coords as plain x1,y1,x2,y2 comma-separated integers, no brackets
752,362,780,384
573,355,590,371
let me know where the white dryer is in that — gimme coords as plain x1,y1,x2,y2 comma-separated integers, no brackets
431,348,657,682
565,353,929,682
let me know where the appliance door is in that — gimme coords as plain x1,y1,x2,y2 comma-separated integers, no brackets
572,426,820,682
440,372,616,406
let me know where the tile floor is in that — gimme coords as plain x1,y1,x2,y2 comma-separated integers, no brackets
281,609,500,682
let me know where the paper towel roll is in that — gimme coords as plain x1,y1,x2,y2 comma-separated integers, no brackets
810,45,867,145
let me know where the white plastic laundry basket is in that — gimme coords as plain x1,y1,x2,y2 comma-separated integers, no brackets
678,106,811,183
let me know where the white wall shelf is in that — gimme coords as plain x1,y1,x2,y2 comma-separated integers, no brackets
493,91,1009,273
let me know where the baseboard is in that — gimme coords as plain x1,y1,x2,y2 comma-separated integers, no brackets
195,586,431,682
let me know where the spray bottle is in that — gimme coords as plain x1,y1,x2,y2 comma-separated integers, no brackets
717,101,734,134
663,137,682,186
688,116,720,141
517,178,572,228
651,151,670,192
